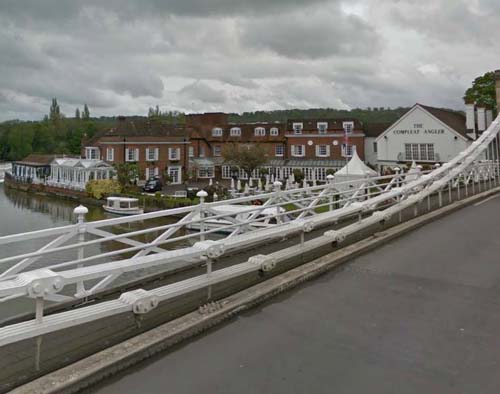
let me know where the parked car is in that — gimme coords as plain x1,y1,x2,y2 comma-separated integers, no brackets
142,178,163,193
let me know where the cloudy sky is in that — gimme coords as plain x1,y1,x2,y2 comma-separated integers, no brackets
0,0,499,121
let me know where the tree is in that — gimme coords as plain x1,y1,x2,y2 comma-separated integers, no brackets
114,163,139,187
75,108,80,120
464,71,497,114
6,124,34,160
49,98,61,122
82,104,90,120
222,143,269,179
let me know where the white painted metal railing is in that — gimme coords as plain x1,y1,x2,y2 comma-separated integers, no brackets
1,115,500,347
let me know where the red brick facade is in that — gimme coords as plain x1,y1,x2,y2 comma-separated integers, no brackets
83,114,367,183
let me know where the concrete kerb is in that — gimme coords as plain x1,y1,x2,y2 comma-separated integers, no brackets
11,186,500,394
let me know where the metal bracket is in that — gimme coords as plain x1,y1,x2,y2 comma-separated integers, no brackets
119,289,159,314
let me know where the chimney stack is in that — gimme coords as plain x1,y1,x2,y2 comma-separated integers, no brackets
465,102,476,136
496,70,500,112
477,106,486,132
486,107,493,128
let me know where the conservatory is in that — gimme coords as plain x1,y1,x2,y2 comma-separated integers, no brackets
47,158,114,191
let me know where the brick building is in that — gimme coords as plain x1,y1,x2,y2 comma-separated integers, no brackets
83,113,367,184
82,117,190,184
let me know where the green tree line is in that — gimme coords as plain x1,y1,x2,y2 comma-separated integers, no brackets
0,99,108,161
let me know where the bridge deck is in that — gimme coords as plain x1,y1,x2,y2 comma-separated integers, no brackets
89,193,500,394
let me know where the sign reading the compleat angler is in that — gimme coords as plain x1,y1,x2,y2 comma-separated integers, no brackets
393,124,445,135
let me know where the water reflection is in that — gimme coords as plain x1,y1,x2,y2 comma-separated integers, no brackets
0,184,197,321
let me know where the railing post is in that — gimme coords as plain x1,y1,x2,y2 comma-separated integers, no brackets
273,181,283,223
73,205,88,297
196,190,208,241
448,180,452,203
326,174,335,211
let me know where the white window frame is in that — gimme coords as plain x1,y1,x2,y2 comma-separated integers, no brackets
214,145,222,156
85,147,100,160
404,143,435,161
168,147,181,161
270,127,279,136
341,144,354,158
106,148,114,162
212,127,223,137
316,144,330,157
291,145,305,157
342,121,354,134
317,122,328,134
188,146,194,158
255,127,266,136
168,166,182,184
292,123,303,135
146,147,159,162
125,148,139,162
197,166,214,178
275,145,284,157
230,127,241,137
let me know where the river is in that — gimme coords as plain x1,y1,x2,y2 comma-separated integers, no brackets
0,184,192,322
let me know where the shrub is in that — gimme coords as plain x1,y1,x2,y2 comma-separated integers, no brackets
86,179,122,200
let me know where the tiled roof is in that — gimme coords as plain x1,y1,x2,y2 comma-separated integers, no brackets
363,123,391,138
15,154,57,166
418,104,468,138
286,119,363,132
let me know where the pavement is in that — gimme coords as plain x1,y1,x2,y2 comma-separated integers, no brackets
87,194,500,393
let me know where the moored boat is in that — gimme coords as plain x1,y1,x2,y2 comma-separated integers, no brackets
103,197,144,215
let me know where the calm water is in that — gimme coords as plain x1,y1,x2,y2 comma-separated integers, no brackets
0,184,191,321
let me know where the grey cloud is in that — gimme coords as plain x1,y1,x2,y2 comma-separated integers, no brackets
179,81,227,104
239,9,380,59
106,74,165,99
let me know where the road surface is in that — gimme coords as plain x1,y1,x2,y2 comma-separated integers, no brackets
89,194,500,394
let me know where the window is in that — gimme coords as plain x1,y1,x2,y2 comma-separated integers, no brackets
212,127,223,137
292,123,303,135
198,166,214,178
168,147,180,160
316,144,330,157
373,142,377,153
214,145,222,156
404,144,435,161
230,127,241,137
145,167,159,180
270,127,279,136
341,144,354,157
222,165,232,179
106,148,114,162
168,166,181,184
188,146,194,158
146,148,159,161
255,127,266,136
199,146,205,157
125,148,138,162
275,145,284,157
291,145,305,157
85,147,99,160
342,121,354,134
317,122,328,134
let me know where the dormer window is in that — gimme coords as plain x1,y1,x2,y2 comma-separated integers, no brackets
317,122,328,134
230,127,241,137
292,123,303,135
270,127,279,136
212,127,223,137
342,121,354,134
255,127,266,136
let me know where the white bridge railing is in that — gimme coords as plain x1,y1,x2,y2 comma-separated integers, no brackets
1,116,500,347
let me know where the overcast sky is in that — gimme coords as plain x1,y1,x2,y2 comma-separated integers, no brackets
0,0,499,121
